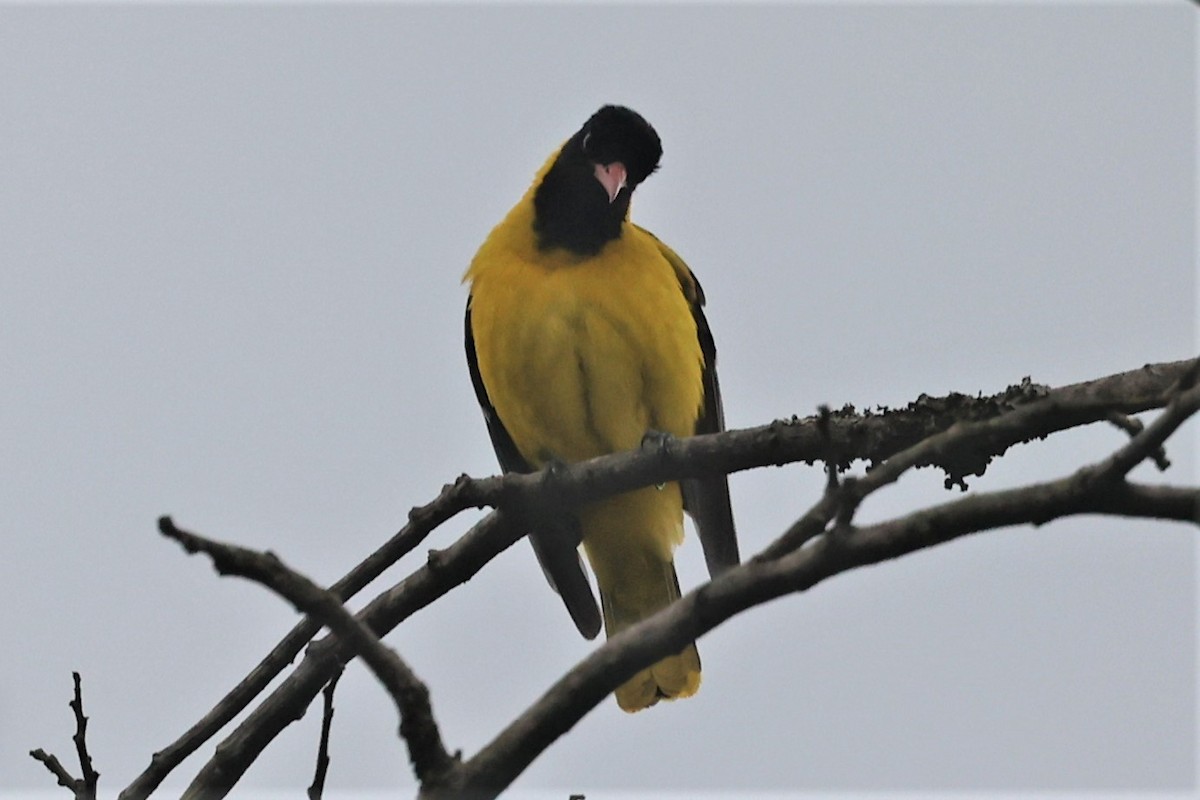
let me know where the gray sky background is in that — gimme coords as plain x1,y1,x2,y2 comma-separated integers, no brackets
2,3,1196,797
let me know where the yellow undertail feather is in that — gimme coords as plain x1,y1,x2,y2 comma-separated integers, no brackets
582,488,701,712
603,565,701,713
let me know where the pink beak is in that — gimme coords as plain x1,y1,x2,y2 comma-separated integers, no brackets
593,161,628,204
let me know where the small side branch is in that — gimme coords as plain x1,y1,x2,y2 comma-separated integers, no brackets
29,750,80,795
1093,360,1200,481
1105,411,1170,470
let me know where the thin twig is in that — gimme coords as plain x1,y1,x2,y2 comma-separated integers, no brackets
69,672,99,800
307,668,342,800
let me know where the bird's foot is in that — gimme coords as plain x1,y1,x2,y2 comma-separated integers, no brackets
640,430,675,490
640,429,676,454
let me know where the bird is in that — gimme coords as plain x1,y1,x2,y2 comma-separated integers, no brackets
463,105,738,712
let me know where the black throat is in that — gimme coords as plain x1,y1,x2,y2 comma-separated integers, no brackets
530,105,662,258
532,153,630,257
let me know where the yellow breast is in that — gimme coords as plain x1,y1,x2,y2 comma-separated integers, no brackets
466,202,703,468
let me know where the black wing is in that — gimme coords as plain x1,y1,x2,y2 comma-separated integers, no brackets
637,226,741,577
464,297,602,639
683,276,741,575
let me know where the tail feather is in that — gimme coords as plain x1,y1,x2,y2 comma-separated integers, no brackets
601,560,701,712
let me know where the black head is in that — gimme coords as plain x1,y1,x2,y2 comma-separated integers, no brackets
578,105,663,190
533,105,663,257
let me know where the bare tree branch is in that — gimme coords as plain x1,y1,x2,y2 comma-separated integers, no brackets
159,517,458,788
178,510,523,800
129,357,1194,799
30,672,100,800
119,473,501,800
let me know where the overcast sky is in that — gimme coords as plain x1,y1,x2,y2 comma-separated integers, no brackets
2,3,1196,798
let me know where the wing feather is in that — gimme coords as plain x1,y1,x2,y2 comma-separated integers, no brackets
635,227,741,577
465,298,603,639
